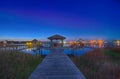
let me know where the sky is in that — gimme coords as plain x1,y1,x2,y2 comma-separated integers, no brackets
0,0,120,41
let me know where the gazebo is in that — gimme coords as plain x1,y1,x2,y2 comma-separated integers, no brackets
48,34,66,47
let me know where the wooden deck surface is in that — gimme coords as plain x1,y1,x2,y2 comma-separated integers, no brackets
29,48,86,79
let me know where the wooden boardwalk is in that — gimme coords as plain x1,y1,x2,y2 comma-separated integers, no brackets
29,48,86,79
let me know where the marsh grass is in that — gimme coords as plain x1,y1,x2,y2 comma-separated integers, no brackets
0,51,43,79
105,48,120,64
71,48,120,79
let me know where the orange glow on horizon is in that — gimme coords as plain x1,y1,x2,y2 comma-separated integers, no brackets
97,40,104,47
90,40,96,47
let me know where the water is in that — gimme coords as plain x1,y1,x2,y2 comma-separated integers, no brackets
21,47,93,56
64,48,93,56
21,48,50,55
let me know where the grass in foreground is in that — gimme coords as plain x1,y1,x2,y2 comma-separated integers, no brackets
71,48,120,79
0,51,43,79
105,47,120,63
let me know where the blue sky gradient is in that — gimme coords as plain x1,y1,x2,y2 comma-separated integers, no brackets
0,0,120,40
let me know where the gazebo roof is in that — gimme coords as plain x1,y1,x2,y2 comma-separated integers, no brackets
32,39,38,42
48,34,66,40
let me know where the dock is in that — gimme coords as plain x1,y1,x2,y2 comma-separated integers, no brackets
29,48,86,79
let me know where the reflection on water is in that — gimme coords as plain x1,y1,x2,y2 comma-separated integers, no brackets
26,48,32,51
21,48,50,55
21,47,93,56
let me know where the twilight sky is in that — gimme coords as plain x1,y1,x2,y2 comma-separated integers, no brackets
0,0,120,40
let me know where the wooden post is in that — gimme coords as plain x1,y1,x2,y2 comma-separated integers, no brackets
61,39,63,47
13,45,14,52
50,39,53,48
8,44,10,51
0,45,1,51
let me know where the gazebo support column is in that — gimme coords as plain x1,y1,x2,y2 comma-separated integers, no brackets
50,39,53,48
61,39,63,47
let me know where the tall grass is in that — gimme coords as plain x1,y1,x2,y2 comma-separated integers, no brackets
0,51,43,79
71,48,120,79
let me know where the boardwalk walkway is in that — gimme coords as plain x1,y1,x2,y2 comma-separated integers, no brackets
29,48,86,79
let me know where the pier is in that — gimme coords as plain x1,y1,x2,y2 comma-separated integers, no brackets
29,48,86,79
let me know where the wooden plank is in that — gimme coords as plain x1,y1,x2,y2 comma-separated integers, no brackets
29,48,86,79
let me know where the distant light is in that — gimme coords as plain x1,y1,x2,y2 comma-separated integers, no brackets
59,41,62,43
97,40,104,47
116,40,120,46
63,41,66,44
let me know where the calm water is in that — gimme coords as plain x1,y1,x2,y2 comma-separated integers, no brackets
21,48,50,55
64,48,93,56
21,47,93,56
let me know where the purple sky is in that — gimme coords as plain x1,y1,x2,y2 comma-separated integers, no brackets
0,0,120,40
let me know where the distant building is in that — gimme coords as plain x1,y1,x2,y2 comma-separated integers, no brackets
113,40,120,47
104,40,114,47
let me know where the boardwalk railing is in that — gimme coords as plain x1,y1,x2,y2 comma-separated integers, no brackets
0,44,27,51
